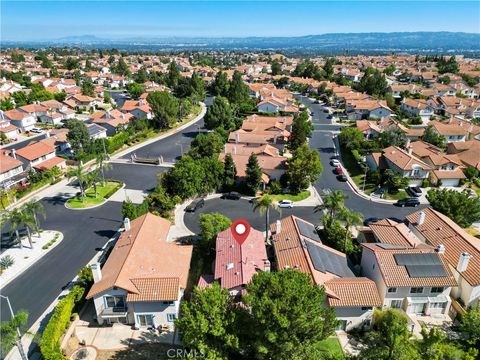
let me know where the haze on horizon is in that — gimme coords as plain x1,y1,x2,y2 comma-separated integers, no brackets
1,1,480,42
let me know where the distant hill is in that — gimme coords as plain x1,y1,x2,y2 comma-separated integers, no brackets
4,32,480,54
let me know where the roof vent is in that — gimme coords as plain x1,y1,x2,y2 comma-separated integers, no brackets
436,244,445,254
417,211,426,226
226,263,234,270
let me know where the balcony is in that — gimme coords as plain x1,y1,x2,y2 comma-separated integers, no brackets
100,306,128,318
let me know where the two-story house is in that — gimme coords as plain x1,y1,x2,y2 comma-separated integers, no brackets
86,213,193,329
346,100,392,120
361,243,456,317
14,140,66,171
121,99,153,120
0,153,26,189
366,146,434,186
428,121,468,143
271,215,381,331
0,118,21,141
3,109,36,132
400,98,434,124
90,109,134,137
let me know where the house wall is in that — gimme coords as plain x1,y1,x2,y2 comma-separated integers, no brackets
450,266,480,308
258,103,278,113
10,116,36,131
370,108,391,119
333,307,375,331
92,288,128,326
129,300,180,328
384,286,451,315
0,165,23,182
130,109,152,120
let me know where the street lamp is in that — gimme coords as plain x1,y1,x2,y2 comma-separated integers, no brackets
0,295,28,360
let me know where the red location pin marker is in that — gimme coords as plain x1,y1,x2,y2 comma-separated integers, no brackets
231,219,251,246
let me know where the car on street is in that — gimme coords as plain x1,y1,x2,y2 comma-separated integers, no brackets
363,217,379,226
395,198,420,207
222,191,241,200
336,175,348,182
185,198,205,212
330,159,341,167
334,166,344,175
406,186,422,197
278,200,294,208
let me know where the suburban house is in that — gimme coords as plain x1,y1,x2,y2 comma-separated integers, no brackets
86,213,193,329
345,99,392,120
400,98,434,123
121,99,152,119
228,129,289,152
428,121,468,143
65,94,98,110
14,140,66,171
0,118,21,141
271,215,381,331
356,120,383,139
202,226,269,297
243,114,293,133
361,242,456,320
3,108,36,132
410,141,465,187
366,146,434,186
90,109,134,136
257,95,299,114
0,153,26,189
446,140,480,170
19,104,48,119
87,123,108,140
406,208,480,309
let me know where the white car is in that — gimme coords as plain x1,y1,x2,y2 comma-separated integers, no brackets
330,159,341,167
278,200,294,208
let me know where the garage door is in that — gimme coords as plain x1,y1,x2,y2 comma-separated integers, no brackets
441,179,459,187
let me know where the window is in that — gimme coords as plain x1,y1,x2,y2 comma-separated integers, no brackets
137,314,154,327
410,287,424,294
361,307,373,311
430,302,446,309
391,300,402,309
167,313,177,322
162,301,175,306
104,295,125,309
431,287,444,294
388,288,397,293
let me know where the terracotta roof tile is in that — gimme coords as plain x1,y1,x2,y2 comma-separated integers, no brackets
325,277,382,307
127,278,179,302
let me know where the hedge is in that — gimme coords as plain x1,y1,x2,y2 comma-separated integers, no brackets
40,285,85,360
105,131,129,153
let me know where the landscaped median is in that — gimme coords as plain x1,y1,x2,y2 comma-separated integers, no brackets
65,180,124,209
269,190,310,202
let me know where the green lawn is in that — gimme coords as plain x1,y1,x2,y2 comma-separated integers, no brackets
270,191,310,202
66,181,122,209
339,145,377,193
384,189,409,201
317,337,344,358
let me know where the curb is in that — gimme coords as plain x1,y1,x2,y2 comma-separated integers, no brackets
0,230,64,288
64,183,126,210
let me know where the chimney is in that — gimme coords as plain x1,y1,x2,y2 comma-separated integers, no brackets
124,217,131,231
436,244,445,254
90,263,102,282
11,149,16,159
417,211,426,225
263,260,271,272
408,146,413,155
457,252,471,273
275,219,282,234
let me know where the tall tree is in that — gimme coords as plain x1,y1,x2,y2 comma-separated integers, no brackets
22,199,46,235
167,61,181,89
355,67,388,97
175,283,240,359
243,270,337,360
189,132,224,159
66,165,87,201
1,208,25,250
426,189,480,227
378,128,408,149
422,126,446,148
228,70,250,106
270,60,282,76
147,91,179,129
252,194,280,243
0,310,28,358
95,152,111,187
204,96,235,131
81,78,95,97
339,207,363,253
18,207,36,248
285,144,323,194
314,190,348,227
211,71,229,97
199,213,232,261
289,111,313,150
460,305,480,348
66,119,91,156
126,83,146,100
245,153,263,196
222,153,237,190
114,57,129,76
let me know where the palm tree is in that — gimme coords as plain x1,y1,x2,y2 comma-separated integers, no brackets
67,165,87,201
252,194,280,243
1,208,24,250
0,189,16,210
314,190,348,227
96,152,112,187
339,207,363,253
22,199,46,235
18,208,36,249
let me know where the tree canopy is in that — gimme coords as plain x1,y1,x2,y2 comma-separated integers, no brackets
285,144,323,194
289,111,313,150
426,189,480,227
147,91,179,129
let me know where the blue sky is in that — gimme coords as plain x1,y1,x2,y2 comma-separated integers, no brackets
2,1,479,41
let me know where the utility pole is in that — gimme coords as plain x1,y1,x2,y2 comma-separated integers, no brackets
0,295,28,360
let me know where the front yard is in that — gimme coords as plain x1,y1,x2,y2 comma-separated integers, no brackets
66,181,123,209
317,336,344,358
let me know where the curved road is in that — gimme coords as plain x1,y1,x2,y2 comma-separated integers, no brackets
0,105,208,328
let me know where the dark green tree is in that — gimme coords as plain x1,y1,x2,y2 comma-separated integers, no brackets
422,126,446,148
245,153,263,195
167,61,181,89
66,119,91,155
285,144,323,194
211,71,229,97
81,78,95,97
271,60,282,76
147,91,179,129
378,128,407,149
427,189,480,227
204,96,235,131
355,67,388,97
228,70,251,106
126,83,146,100
199,213,232,260
289,111,313,150
223,153,237,189
189,132,224,159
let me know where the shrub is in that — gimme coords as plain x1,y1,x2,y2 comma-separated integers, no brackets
78,266,93,287
105,131,129,153
421,179,430,188
40,285,85,360
0,255,14,270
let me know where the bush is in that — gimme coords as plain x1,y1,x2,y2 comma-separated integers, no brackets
421,179,430,188
0,255,14,270
40,285,85,360
105,131,129,153
267,180,282,195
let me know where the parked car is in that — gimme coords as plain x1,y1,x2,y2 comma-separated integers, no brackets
363,217,379,226
222,191,241,200
395,198,420,207
334,166,344,175
330,159,341,167
336,175,348,182
30,128,42,133
406,186,422,197
185,198,205,212
278,200,294,208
